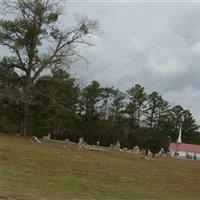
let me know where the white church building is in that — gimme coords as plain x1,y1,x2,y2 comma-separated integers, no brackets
169,124,200,160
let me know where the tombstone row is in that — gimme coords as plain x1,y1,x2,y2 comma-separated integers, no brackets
32,134,166,159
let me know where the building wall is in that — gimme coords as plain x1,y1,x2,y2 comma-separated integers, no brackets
170,149,200,160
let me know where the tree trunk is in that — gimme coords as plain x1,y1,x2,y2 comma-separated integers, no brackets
137,105,141,126
22,104,28,136
17,107,23,134
17,117,23,134
104,98,108,120
21,77,32,136
149,107,155,128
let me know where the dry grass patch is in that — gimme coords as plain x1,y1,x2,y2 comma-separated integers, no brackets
0,134,200,200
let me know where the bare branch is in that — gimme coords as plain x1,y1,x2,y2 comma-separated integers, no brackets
36,90,72,114
0,39,27,73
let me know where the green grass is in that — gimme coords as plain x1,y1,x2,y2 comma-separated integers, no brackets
0,134,200,200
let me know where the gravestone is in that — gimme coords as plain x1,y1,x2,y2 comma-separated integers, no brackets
116,141,121,150
43,133,51,140
31,136,41,143
78,137,85,149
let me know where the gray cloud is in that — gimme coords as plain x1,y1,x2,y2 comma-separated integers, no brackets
63,2,200,124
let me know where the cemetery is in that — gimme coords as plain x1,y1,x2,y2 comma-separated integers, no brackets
1,133,200,200
1,0,200,199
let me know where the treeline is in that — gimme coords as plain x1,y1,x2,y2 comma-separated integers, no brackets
0,68,199,153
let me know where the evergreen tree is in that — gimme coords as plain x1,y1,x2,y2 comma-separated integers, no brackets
30,69,79,139
81,80,103,121
101,87,114,120
126,84,147,127
145,92,161,128
109,89,125,123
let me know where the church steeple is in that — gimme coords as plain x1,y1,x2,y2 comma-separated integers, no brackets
177,117,183,144
177,124,182,143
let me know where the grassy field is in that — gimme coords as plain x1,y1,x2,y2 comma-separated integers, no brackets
0,134,200,200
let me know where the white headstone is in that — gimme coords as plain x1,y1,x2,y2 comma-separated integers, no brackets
79,137,85,149
32,136,41,143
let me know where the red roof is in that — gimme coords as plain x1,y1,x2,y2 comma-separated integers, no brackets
170,143,200,153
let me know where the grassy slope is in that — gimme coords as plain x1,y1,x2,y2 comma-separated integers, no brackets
0,134,200,200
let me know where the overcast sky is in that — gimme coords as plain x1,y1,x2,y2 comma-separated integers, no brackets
63,1,200,124
1,1,199,125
